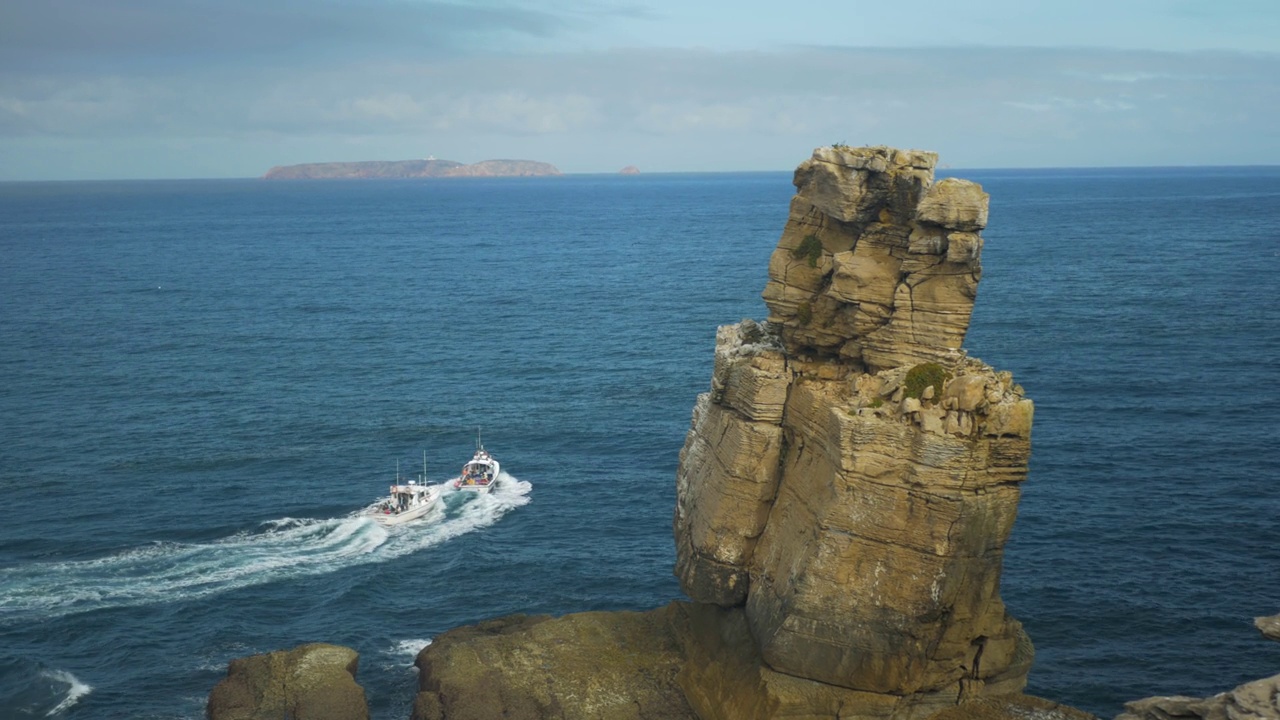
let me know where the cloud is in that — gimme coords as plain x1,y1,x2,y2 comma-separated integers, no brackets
1,44,1278,177
0,0,581,71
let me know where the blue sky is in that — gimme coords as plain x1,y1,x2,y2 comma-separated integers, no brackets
1,0,1278,179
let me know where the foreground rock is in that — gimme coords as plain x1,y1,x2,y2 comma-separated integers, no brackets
1115,674,1280,720
262,158,561,179
414,602,1081,720
412,607,695,720
207,643,368,720
674,145,1032,715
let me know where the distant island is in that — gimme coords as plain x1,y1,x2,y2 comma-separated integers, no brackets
262,158,561,180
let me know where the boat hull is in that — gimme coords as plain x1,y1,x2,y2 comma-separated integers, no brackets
366,487,441,526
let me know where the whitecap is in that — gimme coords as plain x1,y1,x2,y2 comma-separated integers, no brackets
394,638,433,667
42,669,92,716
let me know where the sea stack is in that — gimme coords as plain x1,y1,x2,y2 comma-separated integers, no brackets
673,145,1036,717
218,146,1064,720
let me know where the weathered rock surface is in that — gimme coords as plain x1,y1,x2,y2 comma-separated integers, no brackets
412,606,696,720
1255,613,1280,643
761,145,985,370
675,145,1032,715
206,643,368,720
1115,673,1280,720
411,601,1068,720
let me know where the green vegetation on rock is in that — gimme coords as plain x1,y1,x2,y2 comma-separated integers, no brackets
792,234,823,268
796,302,813,326
903,362,951,400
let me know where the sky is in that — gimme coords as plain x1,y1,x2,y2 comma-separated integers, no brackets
1,0,1278,179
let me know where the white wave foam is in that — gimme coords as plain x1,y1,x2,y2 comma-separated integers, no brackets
0,475,531,622
43,669,92,716
394,638,433,664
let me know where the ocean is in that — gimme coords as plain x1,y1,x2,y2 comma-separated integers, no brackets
0,168,1277,719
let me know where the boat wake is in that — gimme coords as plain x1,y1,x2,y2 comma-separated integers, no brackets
0,473,531,623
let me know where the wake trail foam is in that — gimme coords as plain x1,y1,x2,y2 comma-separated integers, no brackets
0,473,531,623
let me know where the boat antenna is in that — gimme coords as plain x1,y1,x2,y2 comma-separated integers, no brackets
422,449,427,483
476,427,483,451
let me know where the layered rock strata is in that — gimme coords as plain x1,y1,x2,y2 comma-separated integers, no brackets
674,145,1035,716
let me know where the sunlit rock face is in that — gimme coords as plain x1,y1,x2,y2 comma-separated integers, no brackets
761,145,987,371
674,146,1035,714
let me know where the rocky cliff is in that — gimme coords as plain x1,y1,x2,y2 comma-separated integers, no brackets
671,145,1034,718
211,146,1071,720
261,158,561,179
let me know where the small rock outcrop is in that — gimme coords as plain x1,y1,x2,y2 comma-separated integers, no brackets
206,643,368,720
1256,613,1280,643
620,165,641,174
674,145,1034,716
1115,613,1280,720
412,607,696,720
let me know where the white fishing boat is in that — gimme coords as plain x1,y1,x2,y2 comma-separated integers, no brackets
366,453,441,526
452,432,501,493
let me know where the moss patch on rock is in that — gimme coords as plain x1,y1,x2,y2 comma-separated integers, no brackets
791,234,824,268
795,302,813,326
903,362,951,400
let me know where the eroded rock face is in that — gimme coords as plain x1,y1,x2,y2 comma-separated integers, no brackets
761,145,987,371
1115,674,1280,720
675,146,1034,713
206,643,368,720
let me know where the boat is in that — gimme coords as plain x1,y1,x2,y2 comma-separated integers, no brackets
452,431,501,493
366,453,441,526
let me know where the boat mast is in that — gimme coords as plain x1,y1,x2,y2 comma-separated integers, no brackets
422,449,427,483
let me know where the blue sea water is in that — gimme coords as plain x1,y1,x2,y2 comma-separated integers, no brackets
0,168,1277,719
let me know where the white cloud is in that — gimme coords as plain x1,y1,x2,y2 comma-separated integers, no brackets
1,45,1277,178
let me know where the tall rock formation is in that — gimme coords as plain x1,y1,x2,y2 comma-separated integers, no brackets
216,146,1058,720
674,145,1035,718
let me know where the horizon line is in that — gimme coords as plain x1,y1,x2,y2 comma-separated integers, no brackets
4,163,1280,184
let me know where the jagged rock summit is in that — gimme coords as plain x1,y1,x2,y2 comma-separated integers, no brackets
674,144,1036,717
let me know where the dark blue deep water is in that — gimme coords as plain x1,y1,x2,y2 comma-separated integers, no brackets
1,168,1278,719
